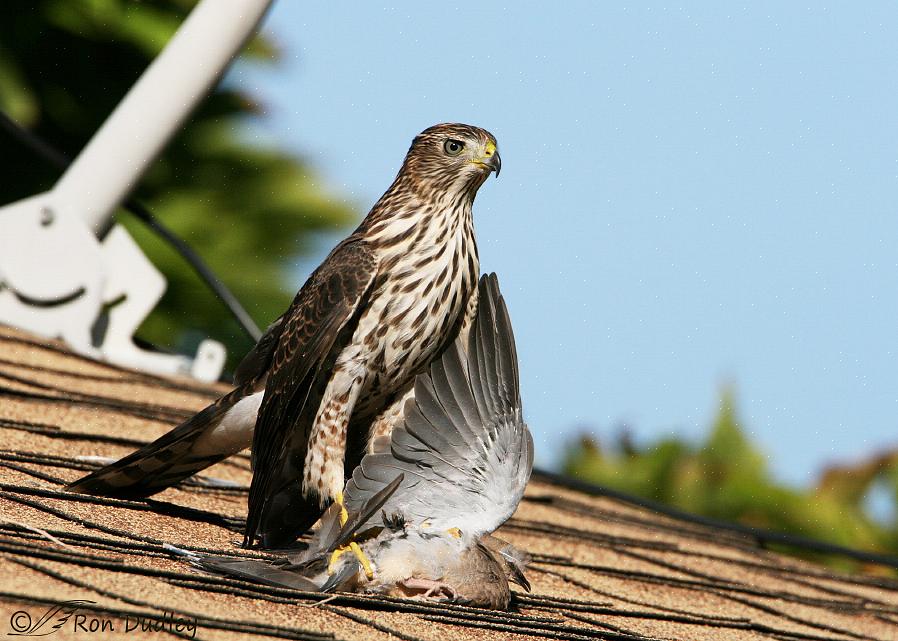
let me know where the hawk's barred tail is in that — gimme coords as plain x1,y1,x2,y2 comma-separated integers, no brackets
65,385,258,499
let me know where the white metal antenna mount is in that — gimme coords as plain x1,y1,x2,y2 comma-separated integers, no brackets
0,0,274,382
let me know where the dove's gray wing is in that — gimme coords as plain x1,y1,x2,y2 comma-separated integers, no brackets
344,273,533,538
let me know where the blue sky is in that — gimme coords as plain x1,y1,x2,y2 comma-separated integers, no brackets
232,3,898,485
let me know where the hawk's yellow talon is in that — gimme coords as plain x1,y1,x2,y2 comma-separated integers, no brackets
327,492,374,580
350,541,374,579
447,527,462,538
335,491,349,527
327,541,374,580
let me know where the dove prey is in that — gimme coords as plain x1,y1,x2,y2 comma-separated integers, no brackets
67,124,501,548
189,274,533,609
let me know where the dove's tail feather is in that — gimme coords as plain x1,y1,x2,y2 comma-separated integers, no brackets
66,385,259,499
191,551,359,594
193,556,320,592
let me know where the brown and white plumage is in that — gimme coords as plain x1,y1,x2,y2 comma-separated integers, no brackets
67,123,501,549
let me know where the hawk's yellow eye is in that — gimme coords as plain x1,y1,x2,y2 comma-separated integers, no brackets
443,139,465,156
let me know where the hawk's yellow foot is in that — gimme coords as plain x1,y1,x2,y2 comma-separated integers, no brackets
335,491,350,527
328,492,374,580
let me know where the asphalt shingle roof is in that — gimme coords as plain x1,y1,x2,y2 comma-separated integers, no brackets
1,324,897,640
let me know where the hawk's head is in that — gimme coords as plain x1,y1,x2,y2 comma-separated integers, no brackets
400,123,501,199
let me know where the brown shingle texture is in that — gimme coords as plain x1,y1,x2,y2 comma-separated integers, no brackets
1,324,897,640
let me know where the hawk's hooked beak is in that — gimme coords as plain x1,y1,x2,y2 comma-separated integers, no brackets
475,141,501,177
489,150,502,177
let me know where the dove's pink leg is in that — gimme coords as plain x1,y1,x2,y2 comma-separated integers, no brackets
400,578,458,600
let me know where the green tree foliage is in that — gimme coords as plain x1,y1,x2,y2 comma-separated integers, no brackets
564,388,898,569
0,0,355,367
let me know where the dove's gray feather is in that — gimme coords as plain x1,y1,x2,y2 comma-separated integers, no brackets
430,345,483,437
402,383,472,464
292,504,341,565
472,288,501,419
471,273,520,422
334,475,404,549
319,560,361,593
196,556,319,591
344,274,532,537
297,474,404,564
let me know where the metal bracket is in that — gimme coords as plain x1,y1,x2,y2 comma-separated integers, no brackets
0,0,274,382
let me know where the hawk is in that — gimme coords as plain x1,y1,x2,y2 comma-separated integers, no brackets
67,123,501,548
183,274,533,609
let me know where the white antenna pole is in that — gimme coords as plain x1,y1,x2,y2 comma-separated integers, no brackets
0,0,276,380
52,0,274,235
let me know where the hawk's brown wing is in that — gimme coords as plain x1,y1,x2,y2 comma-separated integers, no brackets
244,238,377,547
233,313,284,387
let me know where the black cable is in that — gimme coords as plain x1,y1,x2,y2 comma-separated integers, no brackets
122,199,262,343
0,110,262,344
533,468,898,571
